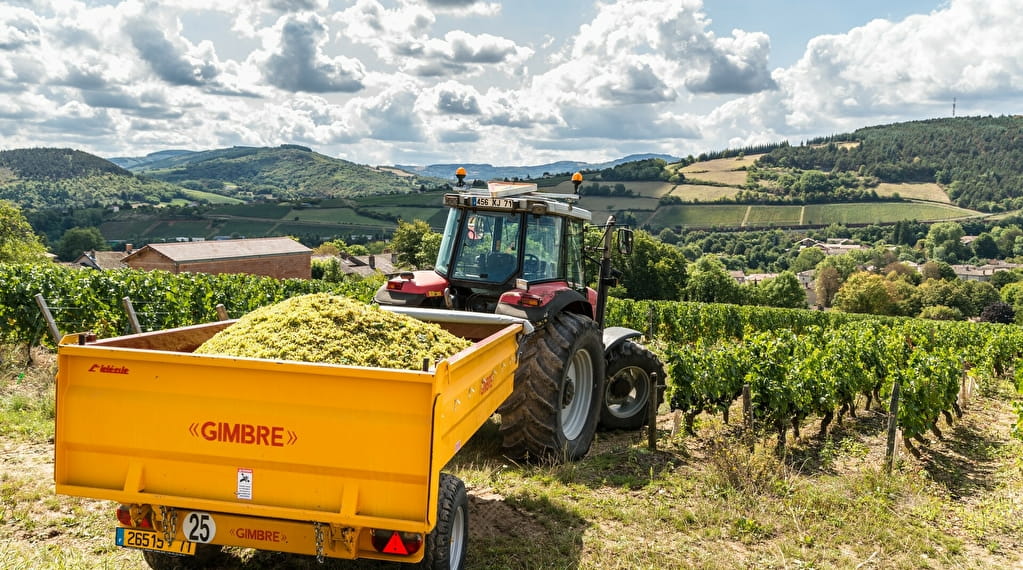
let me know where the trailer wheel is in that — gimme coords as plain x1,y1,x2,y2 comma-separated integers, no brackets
599,340,666,430
498,312,604,461
421,474,468,570
142,544,221,569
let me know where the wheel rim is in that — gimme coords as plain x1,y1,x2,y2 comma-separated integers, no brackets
604,365,651,419
561,347,594,441
449,503,465,569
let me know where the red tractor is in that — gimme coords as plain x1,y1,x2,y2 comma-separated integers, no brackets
375,170,665,461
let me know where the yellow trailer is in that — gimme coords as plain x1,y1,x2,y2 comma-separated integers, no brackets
54,308,526,569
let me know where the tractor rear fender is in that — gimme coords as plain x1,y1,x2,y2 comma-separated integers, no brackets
495,287,593,325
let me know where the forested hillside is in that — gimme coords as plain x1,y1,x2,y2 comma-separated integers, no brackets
0,148,185,211
756,116,1023,212
0,148,129,180
136,145,438,200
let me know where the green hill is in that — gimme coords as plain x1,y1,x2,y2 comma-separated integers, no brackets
135,145,439,201
755,115,1023,212
0,148,185,211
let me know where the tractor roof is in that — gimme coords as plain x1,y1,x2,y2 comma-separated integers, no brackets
445,181,592,222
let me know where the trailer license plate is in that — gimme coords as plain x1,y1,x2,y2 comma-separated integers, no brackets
115,527,196,556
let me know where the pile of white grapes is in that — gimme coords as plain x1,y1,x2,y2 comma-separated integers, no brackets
195,293,472,370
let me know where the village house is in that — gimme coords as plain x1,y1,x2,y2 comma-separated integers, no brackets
123,237,312,279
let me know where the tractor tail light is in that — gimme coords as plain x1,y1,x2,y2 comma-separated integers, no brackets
518,293,542,307
370,529,423,556
386,280,404,291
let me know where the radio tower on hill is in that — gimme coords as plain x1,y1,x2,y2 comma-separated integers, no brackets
952,97,956,117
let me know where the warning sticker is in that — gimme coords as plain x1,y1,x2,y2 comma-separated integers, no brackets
237,468,253,500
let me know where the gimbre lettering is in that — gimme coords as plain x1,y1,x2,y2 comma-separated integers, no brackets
197,421,288,447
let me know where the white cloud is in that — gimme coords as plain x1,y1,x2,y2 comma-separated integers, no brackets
255,12,366,93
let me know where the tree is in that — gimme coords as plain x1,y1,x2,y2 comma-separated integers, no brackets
814,265,842,307
972,232,999,260
56,226,108,261
789,247,825,273
918,305,963,321
919,260,956,281
756,271,806,308
924,221,967,263
979,301,1015,324
390,219,438,269
616,230,688,300
684,254,741,304
0,200,47,264
832,272,898,315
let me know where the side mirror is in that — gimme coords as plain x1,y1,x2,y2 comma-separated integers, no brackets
617,228,633,255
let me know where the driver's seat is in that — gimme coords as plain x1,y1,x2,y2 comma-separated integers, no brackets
481,252,516,282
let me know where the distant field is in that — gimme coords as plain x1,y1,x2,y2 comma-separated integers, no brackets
284,208,387,225
647,205,751,229
745,206,803,226
182,189,245,204
364,207,447,227
873,182,950,203
143,220,214,239
680,154,762,186
801,202,979,225
207,204,291,219
550,180,675,198
356,192,447,207
670,184,742,201
647,201,983,230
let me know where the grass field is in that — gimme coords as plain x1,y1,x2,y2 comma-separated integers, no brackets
670,184,742,201
745,205,803,225
874,182,950,203
550,180,676,198
679,154,763,186
207,203,292,219
182,189,246,205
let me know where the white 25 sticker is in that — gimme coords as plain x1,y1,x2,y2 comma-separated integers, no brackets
183,512,217,543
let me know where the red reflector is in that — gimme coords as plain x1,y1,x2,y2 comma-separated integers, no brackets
116,506,132,526
383,532,408,555
386,281,404,291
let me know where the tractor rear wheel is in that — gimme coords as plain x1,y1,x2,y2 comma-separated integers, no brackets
498,312,604,461
599,340,666,430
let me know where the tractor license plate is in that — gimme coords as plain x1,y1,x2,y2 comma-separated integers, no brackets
115,527,196,556
471,197,515,209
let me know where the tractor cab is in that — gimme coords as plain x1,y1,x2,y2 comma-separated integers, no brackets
376,177,596,318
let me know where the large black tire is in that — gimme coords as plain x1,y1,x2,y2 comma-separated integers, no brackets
421,474,468,570
498,312,605,461
599,340,666,431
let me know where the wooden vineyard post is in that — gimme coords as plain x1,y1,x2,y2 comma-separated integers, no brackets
647,372,660,451
884,378,901,473
742,383,753,451
122,297,142,334
215,304,230,321
34,293,61,345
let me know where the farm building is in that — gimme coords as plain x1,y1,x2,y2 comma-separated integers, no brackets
73,251,128,270
123,237,311,279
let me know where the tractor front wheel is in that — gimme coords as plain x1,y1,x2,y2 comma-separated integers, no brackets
498,312,604,461
599,340,666,431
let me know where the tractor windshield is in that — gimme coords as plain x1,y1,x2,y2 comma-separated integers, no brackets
438,209,523,285
436,207,577,287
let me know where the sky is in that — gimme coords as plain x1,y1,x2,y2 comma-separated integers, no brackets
1,0,1020,167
